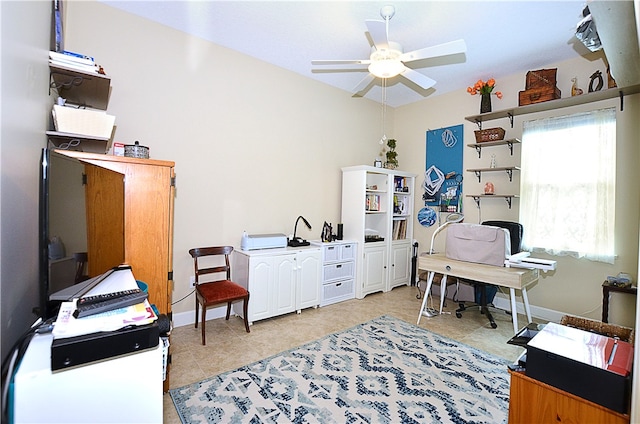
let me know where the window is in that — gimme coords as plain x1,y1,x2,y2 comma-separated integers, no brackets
519,108,616,263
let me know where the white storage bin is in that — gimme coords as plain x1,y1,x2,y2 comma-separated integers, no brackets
322,279,355,306
340,244,356,261
323,262,354,282
324,245,340,262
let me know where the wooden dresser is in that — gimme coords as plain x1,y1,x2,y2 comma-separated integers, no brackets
509,370,630,424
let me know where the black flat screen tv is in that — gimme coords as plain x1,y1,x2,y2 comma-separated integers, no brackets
38,148,125,319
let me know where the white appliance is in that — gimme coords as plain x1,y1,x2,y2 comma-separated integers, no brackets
240,232,287,250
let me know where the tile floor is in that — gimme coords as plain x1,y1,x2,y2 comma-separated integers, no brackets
163,285,529,423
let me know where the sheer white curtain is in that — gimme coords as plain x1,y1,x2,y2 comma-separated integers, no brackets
519,108,616,263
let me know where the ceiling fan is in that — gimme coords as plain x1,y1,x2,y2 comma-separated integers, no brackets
311,5,467,96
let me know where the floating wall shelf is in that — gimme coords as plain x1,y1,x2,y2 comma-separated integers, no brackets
466,166,521,182
467,194,519,209
465,84,640,129
467,139,521,158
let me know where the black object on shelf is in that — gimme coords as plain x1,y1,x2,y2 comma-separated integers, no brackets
507,322,545,347
364,235,384,243
288,215,312,247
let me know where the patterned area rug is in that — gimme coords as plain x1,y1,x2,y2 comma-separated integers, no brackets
170,315,510,423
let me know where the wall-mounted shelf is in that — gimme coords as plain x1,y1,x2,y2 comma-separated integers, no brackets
467,139,521,158
467,166,520,182
46,130,112,154
49,64,111,110
467,194,519,209
465,84,640,129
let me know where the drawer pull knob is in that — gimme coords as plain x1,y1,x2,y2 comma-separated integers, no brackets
446,265,451,271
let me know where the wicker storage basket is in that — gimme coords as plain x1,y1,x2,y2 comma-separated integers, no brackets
560,315,634,344
474,127,505,143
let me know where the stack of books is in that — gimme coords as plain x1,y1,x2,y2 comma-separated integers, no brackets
49,50,100,74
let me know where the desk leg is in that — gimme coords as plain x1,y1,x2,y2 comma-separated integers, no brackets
417,271,435,325
439,275,447,314
509,288,519,334
521,287,532,323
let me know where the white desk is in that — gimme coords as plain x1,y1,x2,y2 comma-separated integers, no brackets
417,253,539,333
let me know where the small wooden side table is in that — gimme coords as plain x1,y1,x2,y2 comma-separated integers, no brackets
508,369,630,424
602,281,637,323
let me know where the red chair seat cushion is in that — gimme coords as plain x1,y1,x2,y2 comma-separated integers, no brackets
197,280,247,304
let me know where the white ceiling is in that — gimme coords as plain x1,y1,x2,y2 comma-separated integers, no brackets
100,1,592,107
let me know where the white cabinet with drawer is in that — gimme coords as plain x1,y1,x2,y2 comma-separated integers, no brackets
232,246,321,325
314,241,357,306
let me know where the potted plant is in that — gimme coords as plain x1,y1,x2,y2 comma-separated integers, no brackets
384,138,398,169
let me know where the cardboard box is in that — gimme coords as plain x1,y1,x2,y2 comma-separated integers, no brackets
112,142,125,156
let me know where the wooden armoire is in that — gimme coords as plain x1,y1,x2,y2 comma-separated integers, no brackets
56,150,175,316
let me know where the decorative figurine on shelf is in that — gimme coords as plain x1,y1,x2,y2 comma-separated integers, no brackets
571,77,584,96
589,70,604,92
607,66,617,89
490,154,497,169
484,182,495,195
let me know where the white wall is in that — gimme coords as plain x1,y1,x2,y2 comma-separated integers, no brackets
63,1,390,318
0,0,52,361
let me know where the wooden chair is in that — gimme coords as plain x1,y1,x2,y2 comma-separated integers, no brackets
74,252,89,284
188,246,250,345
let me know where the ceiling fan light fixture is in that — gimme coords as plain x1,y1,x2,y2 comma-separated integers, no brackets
368,59,404,78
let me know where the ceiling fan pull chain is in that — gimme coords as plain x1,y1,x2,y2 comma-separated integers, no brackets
381,78,387,143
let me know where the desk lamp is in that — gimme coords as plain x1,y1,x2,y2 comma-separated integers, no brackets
288,215,312,247
428,212,464,254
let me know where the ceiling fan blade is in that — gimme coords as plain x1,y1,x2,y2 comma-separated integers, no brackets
352,74,376,97
400,39,467,63
400,68,436,90
365,19,388,50
311,59,371,65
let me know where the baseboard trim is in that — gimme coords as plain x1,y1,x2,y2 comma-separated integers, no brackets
493,295,567,324
172,296,570,329
172,305,228,328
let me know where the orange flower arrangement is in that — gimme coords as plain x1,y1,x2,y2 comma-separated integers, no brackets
467,78,503,99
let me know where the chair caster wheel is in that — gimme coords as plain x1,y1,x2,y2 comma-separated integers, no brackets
490,322,497,329
455,312,462,318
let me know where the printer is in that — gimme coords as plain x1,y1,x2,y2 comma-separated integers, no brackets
240,232,287,251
